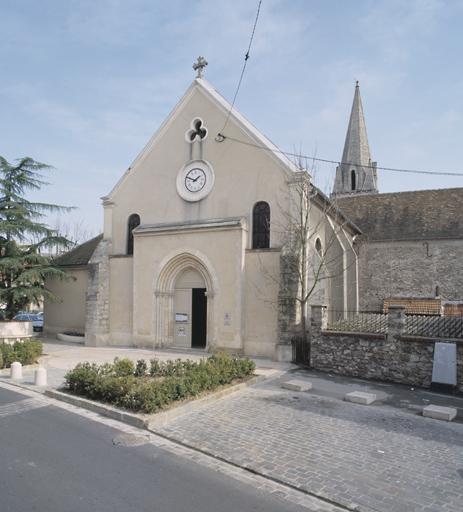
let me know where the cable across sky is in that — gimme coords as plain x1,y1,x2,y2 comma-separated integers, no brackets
216,133,463,177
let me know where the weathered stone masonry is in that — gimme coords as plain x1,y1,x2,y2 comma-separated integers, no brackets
310,305,463,392
85,238,111,345
357,239,463,311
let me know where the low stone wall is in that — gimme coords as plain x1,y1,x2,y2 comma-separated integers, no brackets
0,321,33,342
311,331,463,392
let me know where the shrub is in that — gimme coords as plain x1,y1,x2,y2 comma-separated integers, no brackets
64,353,255,414
134,359,147,377
0,339,43,368
149,358,161,377
112,357,135,377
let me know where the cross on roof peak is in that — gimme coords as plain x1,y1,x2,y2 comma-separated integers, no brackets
193,56,208,78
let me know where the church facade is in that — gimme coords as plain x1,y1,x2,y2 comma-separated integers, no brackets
44,65,463,358
44,63,358,360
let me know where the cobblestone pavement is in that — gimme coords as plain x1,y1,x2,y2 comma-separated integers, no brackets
155,376,463,512
0,381,342,512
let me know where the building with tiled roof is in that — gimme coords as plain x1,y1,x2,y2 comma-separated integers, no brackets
334,85,463,311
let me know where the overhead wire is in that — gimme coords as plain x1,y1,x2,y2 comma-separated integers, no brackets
216,133,463,177
219,0,262,135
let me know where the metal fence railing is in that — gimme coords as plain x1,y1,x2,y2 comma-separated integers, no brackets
404,314,463,339
326,311,387,334
325,310,463,339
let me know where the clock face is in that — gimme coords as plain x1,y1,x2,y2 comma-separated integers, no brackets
176,159,214,202
185,168,206,192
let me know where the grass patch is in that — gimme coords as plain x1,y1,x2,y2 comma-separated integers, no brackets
64,353,256,414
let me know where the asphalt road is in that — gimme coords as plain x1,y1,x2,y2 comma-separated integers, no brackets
0,385,306,512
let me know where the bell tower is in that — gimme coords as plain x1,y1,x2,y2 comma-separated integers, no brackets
332,82,378,197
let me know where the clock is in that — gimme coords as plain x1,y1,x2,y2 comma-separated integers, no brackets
176,160,214,202
185,167,206,192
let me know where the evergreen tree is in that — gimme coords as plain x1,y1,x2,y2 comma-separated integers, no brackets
0,157,73,319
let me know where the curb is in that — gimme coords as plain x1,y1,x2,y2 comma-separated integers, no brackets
45,375,265,430
148,427,360,512
2,374,358,512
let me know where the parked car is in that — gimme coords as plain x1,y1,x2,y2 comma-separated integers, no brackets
13,312,43,332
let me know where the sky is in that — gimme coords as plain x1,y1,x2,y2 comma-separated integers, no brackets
1,0,462,237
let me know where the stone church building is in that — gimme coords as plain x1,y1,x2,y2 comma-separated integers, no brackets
44,62,463,359
332,82,463,314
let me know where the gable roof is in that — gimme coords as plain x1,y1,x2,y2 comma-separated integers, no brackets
104,77,298,201
53,234,103,267
336,188,463,241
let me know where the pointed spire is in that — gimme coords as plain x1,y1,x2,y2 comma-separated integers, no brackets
341,81,371,167
332,82,378,197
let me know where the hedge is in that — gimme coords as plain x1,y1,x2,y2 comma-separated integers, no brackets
64,353,256,414
0,339,43,369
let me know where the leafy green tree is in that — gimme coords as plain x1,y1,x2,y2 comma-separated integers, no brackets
0,157,73,319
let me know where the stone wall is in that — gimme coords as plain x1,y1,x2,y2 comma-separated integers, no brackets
85,239,111,345
310,305,463,392
358,239,463,311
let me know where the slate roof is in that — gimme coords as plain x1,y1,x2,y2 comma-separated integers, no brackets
336,188,463,241
53,234,103,267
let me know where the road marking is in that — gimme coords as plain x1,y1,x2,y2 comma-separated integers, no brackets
0,397,48,418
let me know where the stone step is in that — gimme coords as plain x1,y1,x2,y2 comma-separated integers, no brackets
422,405,457,422
281,379,313,392
344,391,377,405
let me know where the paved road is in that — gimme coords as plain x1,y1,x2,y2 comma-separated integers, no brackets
156,371,463,512
0,385,309,512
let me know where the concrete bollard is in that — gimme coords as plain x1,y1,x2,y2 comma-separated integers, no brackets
10,361,22,380
34,367,47,386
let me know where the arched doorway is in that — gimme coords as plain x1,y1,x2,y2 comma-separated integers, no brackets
173,268,207,348
153,251,217,349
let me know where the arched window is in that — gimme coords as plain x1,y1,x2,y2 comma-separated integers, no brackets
351,170,356,191
127,214,140,255
315,238,322,256
252,202,270,249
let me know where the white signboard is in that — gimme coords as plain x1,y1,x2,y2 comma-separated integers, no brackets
432,342,457,386
177,326,187,337
175,313,188,323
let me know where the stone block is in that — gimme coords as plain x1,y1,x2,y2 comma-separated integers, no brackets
274,343,293,362
422,405,457,422
344,391,376,405
281,379,312,392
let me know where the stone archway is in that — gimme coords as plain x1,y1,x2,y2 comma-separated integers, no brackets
153,251,217,349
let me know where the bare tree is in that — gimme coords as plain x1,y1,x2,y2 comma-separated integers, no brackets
257,162,358,353
50,217,96,255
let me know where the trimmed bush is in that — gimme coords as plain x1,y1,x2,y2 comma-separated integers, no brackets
112,357,135,377
64,353,256,414
134,359,148,377
0,339,43,368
